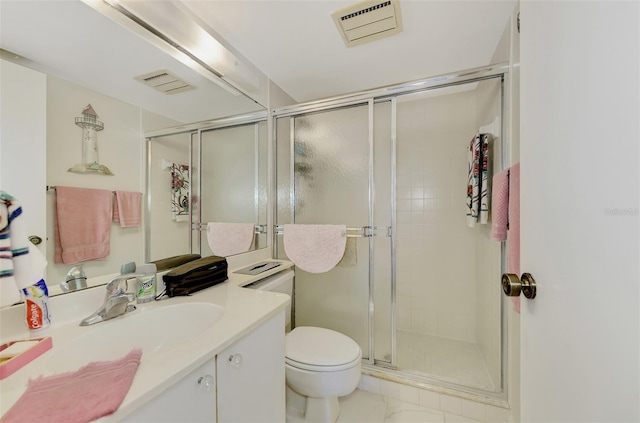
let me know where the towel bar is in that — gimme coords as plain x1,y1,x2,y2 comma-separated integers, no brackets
46,185,116,194
193,223,267,235
274,225,391,238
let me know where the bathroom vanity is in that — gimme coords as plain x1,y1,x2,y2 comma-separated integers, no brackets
0,260,293,422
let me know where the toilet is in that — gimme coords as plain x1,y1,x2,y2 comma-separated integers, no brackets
244,269,362,423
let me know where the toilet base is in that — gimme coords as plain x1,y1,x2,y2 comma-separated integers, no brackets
286,386,341,423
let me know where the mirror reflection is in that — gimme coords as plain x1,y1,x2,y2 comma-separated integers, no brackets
0,0,267,298
146,117,268,263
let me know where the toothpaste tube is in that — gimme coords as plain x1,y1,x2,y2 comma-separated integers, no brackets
22,279,52,331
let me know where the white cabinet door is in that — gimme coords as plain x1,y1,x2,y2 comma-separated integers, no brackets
520,1,639,422
216,312,285,423
123,358,216,422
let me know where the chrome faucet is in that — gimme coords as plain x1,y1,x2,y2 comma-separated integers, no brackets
79,273,142,326
60,265,88,293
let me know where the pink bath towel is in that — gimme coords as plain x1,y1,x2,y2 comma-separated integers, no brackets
54,186,112,264
0,348,142,423
508,163,521,313
491,169,510,241
206,222,255,257
283,224,347,274
113,191,142,228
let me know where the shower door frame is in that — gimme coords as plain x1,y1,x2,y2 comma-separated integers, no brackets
144,110,268,263
272,62,510,401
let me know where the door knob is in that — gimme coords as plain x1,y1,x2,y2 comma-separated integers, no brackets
28,235,43,245
502,273,537,299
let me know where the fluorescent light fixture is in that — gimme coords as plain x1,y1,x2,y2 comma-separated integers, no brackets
83,0,260,95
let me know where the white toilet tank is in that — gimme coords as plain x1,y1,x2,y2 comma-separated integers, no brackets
243,270,294,330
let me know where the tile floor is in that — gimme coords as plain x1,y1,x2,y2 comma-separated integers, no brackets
335,389,483,423
396,330,496,391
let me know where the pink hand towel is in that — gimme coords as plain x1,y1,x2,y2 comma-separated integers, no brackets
0,348,142,423
491,168,510,241
206,222,255,257
507,163,521,313
54,186,112,264
113,191,142,228
283,224,347,274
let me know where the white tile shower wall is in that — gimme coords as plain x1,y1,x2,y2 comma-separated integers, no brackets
474,77,504,389
396,90,478,342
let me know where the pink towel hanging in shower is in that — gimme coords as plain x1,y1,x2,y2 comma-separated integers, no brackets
491,168,510,241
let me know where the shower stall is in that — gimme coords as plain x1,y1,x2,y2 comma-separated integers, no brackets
274,64,508,400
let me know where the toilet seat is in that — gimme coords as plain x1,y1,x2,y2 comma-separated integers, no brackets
285,326,362,372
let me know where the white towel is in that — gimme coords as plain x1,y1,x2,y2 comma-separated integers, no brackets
283,224,347,274
207,222,255,257
1,192,48,307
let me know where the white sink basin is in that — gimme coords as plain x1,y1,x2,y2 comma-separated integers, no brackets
46,302,224,373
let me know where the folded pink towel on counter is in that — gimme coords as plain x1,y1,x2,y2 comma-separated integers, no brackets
283,224,347,274
0,348,142,423
206,222,255,257
113,191,142,228
490,168,510,241
54,186,112,264
508,163,521,314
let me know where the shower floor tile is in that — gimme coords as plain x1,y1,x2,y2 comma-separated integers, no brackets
396,330,495,391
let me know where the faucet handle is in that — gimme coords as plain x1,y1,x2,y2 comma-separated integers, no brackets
105,273,142,296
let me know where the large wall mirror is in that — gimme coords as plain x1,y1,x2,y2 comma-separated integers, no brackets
0,0,268,296
145,114,268,263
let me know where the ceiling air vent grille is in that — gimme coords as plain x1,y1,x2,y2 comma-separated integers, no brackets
134,69,195,95
332,0,402,47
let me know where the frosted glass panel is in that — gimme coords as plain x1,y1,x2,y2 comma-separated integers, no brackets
199,123,267,255
293,106,369,225
290,105,371,358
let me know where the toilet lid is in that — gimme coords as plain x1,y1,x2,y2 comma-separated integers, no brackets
285,326,361,369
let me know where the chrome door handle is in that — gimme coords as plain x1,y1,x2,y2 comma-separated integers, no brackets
502,273,537,299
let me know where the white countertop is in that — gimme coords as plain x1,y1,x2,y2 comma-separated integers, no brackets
0,258,293,421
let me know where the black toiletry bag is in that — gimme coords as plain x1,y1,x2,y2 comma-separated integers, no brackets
162,255,228,297
151,253,201,272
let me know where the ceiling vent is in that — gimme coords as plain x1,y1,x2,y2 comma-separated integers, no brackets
332,0,402,48
134,69,195,95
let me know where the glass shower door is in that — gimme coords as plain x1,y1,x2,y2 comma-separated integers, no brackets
276,102,395,364
287,104,371,357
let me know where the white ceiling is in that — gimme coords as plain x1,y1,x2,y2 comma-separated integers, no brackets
181,0,517,103
0,0,517,120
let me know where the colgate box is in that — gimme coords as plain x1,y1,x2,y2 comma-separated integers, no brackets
22,279,52,331
0,337,53,379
